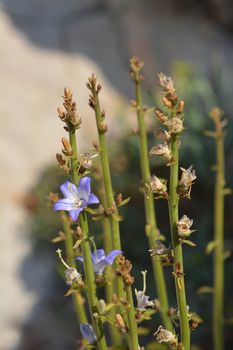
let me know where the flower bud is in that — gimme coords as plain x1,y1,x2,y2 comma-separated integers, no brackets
63,87,72,99
155,109,168,124
177,100,185,114
98,299,106,314
62,137,73,156
80,323,97,344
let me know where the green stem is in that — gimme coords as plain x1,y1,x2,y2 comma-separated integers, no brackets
100,183,121,344
90,82,139,348
126,286,139,350
213,130,225,350
62,212,87,323
168,138,190,349
80,214,107,350
133,77,172,331
90,86,124,300
69,130,107,350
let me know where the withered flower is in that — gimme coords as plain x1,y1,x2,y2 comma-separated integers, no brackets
177,215,194,239
150,143,173,164
158,73,175,94
116,256,134,285
153,325,178,346
146,175,167,196
165,117,184,135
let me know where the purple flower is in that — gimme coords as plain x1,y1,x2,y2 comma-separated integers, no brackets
76,249,123,275
80,323,97,344
54,177,99,221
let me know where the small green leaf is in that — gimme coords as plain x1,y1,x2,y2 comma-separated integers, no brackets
137,327,150,335
183,239,196,247
224,317,233,324
73,239,83,250
197,286,213,294
51,231,66,243
223,188,232,196
223,250,231,260
117,197,131,207
204,130,216,138
206,241,216,254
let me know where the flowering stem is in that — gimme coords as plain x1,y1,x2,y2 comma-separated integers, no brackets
79,213,107,350
100,182,121,344
212,115,225,350
126,286,139,350
61,211,87,323
69,130,107,350
168,137,190,349
88,79,124,300
131,66,172,331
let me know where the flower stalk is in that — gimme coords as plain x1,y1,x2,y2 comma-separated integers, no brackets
58,88,107,349
168,137,190,349
130,57,172,332
209,108,226,350
151,73,191,348
86,76,125,298
61,212,87,323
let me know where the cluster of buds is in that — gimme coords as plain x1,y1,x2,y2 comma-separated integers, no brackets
149,240,173,266
153,325,178,347
57,87,82,132
56,137,73,174
56,249,83,287
151,74,185,165
129,56,144,83
145,175,168,199
86,76,108,134
116,256,134,286
178,165,197,198
177,215,195,239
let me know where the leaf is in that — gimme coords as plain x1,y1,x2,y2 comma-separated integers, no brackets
204,130,216,138
223,250,231,260
112,213,123,222
73,239,83,250
223,188,232,196
197,286,213,294
206,241,216,254
51,231,66,243
224,317,233,324
183,239,196,247
137,327,150,335
117,197,131,207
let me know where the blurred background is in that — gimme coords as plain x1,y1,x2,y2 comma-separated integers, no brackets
1,0,233,349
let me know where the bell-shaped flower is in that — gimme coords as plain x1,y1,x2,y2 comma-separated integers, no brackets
76,249,123,275
54,177,99,221
80,323,97,344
